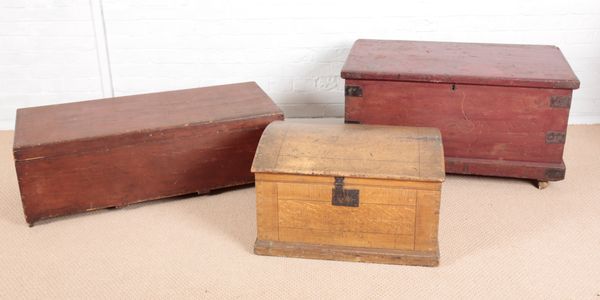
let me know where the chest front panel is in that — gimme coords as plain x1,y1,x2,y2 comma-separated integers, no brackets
16,115,281,225
345,79,571,164
255,173,441,252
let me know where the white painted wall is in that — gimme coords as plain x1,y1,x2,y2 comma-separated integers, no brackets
1,0,599,129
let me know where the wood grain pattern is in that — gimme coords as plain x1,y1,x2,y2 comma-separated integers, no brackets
255,174,423,251
279,228,400,249
278,199,415,235
253,173,443,265
342,185,416,206
254,239,439,266
345,79,570,164
14,82,280,153
257,173,441,191
252,121,444,182
445,156,566,181
344,177,441,191
276,182,332,202
414,190,441,252
255,173,333,184
395,234,416,250
14,82,283,225
341,39,580,89
344,79,570,181
276,180,417,206
255,181,278,241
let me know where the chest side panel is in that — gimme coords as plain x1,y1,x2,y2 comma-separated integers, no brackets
345,79,570,163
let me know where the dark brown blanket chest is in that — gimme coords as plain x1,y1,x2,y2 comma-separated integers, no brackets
342,39,580,187
14,82,283,225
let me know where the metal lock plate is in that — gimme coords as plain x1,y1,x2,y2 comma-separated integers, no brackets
331,177,359,207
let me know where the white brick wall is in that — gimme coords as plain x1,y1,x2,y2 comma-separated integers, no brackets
0,0,104,129
1,0,599,129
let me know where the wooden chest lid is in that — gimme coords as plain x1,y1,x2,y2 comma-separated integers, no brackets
13,82,282,160
341,39,580,89
251,121,445,182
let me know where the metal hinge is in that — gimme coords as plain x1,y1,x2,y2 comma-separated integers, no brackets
545,131,566,144
345,85,363,97
550,95,571,108
332,177,359,207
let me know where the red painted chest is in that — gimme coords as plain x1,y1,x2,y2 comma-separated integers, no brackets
14,82,283,225
342,39,580,186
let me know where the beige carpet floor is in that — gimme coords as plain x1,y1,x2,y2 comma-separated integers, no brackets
0,123,599,299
